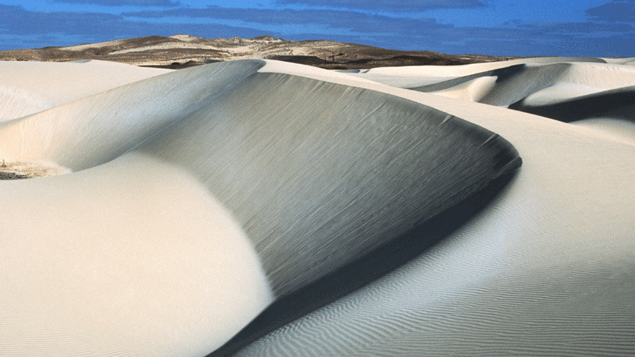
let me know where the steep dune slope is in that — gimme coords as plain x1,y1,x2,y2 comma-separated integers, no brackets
3,57,634,357
0,60,169,121
135,67,521,297
0,60,521,356
352,58,635,127
0,60,264,169
232,61,635,357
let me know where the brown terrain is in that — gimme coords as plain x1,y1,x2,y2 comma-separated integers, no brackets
0,34,515,69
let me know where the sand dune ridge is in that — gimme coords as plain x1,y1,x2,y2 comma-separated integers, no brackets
2,55,634,357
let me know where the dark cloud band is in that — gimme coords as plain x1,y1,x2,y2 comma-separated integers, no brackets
123,6,443,35
275,0,486,12
53,0,180,7
586,0,635,23
0,3,634,57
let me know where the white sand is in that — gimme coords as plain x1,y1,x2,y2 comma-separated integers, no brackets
0,152,273,356
572,117,635,145
238,61,635,356
348,60,635,118
0,60,169,121
0,60,264,168
134,61,520,297
345,57,604,88
2,58,635,356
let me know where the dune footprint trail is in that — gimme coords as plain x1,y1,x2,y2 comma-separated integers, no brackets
0,59,521,356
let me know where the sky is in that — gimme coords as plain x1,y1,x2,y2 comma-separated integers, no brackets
0,0,634,56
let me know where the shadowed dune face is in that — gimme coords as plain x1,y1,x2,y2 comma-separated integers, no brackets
366,59,635,130
0,60,265,169
510,85,635,122
5,55,635,357
231,59,635,357
0,59,522,356
410,63,573,106
0,59,522,298
136,69,521,297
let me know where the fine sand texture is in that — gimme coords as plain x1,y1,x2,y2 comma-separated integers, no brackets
2,56,635,357
351,58,635,123
1,59,520,356
226,60,635,356
0,60,170,121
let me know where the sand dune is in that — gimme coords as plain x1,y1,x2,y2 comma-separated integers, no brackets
0,153,273,356
0,60,260,169
0,59,519,356
0,61,169,122
1,56,634,357
352,59,635,127
0,35,511,69
231,60,635,356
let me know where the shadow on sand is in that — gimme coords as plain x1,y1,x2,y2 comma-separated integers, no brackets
209,168,520,356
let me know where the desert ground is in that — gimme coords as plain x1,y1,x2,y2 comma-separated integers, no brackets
1,36,634,357
0,34,512,69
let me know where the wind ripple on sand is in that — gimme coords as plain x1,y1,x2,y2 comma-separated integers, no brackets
4,57,634,357
232,59,635,356
1,59,522,356
352,59,635,128
0,60,265,168
136,68,521,297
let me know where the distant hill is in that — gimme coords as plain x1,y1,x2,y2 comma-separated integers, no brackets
0,34,515,69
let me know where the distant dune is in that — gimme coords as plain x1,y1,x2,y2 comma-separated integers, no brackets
0,34,512,69
1,38,634,357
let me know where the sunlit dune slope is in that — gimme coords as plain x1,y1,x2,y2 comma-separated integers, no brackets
1,59,521,356
0,60,169,121
230,59,635,357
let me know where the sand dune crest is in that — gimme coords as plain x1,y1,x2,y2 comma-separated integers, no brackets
3,56,634,357
233,58,635,356
1,59,521,356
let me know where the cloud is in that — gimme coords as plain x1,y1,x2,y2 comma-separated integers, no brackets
0,4,267,50
53,0,180,6
275,0,486,12
123,6,635,55
586,0,635,23
123,5,635,56
519,21,634,34
124,6,446,35
1,3,634,57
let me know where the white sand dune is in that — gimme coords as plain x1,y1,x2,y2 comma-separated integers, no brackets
1,57,635,357
348,56,607,88
0,59,519,356
350,59,635,129
0,152,273,356
0,60,262,170
0,61,169,122
232,65,635,356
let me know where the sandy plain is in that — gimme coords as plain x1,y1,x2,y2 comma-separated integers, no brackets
1,36,634,357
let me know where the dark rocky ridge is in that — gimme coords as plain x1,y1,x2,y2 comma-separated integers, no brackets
0,35,517,69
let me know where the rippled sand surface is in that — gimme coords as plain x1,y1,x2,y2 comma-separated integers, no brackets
2,57,634,356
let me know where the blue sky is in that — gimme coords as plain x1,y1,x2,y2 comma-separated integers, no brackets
0,0,633,56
